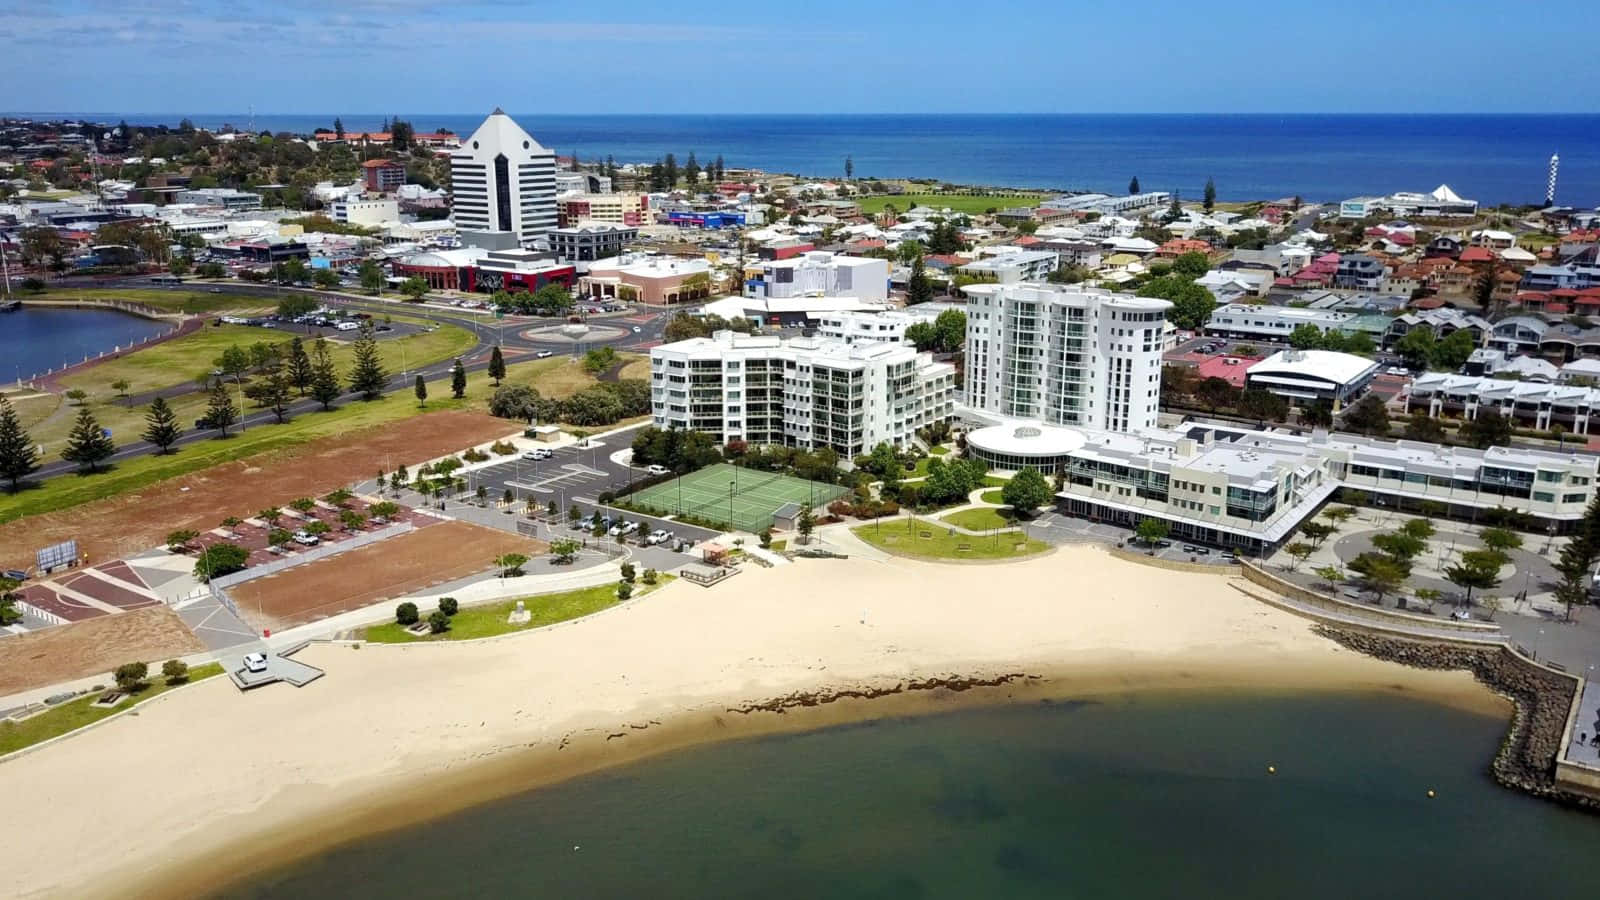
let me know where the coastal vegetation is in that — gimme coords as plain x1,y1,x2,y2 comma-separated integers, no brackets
852,518,1048,561
0,662,223,756
362,578,671,643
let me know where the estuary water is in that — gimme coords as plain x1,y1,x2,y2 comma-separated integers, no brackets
220,691,1600,899
0,306,170,381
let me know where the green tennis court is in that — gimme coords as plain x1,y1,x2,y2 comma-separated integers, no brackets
628,463,847,532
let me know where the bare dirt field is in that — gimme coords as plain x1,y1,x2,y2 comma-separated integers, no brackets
228,520,545,631
0,411,517,570
0,605,205,696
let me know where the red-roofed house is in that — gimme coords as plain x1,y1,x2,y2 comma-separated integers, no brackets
361,159,405,193
1458,246,1495,264
1157,238,1212,258
1195,354,1251,388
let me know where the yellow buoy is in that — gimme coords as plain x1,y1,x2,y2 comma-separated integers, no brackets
1427,790,1436,799
1267,765,1276,775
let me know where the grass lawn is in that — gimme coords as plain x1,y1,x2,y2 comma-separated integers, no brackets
2,390,62,430
496,352,646,401
361,577,671,643
34,287,274,316
855,194,1047,217
979,489,1006,504
0,663,223,756
852,518,1048,562
982,475,1010,487
929,445,949,456
768,539,788,551
59,320,475,397
940,506,1015,531
0,391,474,524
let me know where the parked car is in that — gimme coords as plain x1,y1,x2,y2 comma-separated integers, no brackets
521,448,553,461
536,350,554,358
631,326,642,333
242,652,268,673
646,529,672,545
646,464,670,476
292,530,320,546
622,521,641,534
335,321,360,331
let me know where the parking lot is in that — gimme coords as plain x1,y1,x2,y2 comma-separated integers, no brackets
1018,511,1240,566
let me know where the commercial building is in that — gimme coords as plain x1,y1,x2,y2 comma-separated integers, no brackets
1244,349,1379,408
557,192,648,227
581,255,712,305
174,188,261,211
549,223,637,264
649,331,956,456
448,108,556,247
815,309,931,345
666,210,745,229
963,417,1598,553
392,247,575,293
331,196,399,227
1042,192,1172,216
745,251,889,302
555,171,611,194
1204,304,1355,342
1339,185,1478,219
962,283,1171,434
362,159,406,193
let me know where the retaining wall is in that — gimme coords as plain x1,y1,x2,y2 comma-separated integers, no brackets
1241,562,1500,635
1105,545,1239,575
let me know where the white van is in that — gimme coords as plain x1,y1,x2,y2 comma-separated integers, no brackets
335,321,360,332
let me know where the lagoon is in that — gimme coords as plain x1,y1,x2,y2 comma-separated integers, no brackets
1,306,170,381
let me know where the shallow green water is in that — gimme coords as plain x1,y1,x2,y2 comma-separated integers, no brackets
223,692,1600,898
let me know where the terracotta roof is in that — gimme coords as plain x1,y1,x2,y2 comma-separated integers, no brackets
1411,296,1447,309
362,159,403,169
1458,246,1494,263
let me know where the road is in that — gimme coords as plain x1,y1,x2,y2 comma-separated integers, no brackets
25,278,677,482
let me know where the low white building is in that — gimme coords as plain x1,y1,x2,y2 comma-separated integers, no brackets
747,251,889,302
650,331,956,456
958,249,1059,284
1204,304,1356,341
1245,349,1380,408
332,196,399,227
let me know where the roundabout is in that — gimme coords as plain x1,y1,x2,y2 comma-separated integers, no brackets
518,322,632,346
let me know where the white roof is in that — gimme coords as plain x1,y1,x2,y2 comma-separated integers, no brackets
968,421,1087,458
1499,246,1537,262
1247,349,1377,387
457,108,548,156
1430,184,1466,203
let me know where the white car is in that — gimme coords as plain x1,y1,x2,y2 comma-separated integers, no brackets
646,464,670,476
622,521,640,534
335,321,360,332
536,350,554,359
242,652,268,673
646,529,672,545
632,326,642,333
292,530,320,546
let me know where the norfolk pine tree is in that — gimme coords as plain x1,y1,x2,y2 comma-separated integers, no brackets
415,374,428,407
287,336,313,396
309,338,342,410
0,396,40,491
488,345,507,386
142,395,181,453
62,406,115,472
205,379,239,437
450,358,467,398
347,322,388,400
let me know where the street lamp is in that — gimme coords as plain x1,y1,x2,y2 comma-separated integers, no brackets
729,480,736,533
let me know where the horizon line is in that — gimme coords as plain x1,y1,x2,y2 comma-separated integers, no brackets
7,110,1600,119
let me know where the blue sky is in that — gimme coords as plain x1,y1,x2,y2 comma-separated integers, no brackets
5,0,1597,114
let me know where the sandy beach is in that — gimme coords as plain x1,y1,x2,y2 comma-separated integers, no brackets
3,547,1504,899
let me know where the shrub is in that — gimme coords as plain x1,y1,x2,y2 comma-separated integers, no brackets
161,659,189,685
193,542,249,582
759,528,772,548
642,568,658,585
490,440,517,455
114,661,148,691
617,581,634,601
620,562,637,583
463,448,490,463
396,601,419,625
427,610,450,634
438,596,458,616
165,529,200,552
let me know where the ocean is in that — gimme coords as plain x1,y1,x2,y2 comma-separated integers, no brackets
219,692,1600,899
1,306,171,381
11,113,1599,207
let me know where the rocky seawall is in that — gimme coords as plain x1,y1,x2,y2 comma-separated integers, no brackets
1315,626,1594,811
726,673,1036,715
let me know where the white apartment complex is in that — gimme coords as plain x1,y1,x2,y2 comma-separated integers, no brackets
749,251,889,302
964,418,1598,554
650,331,956,456
1204,303,1356,341
963,283,1171,433
815,309,929,345
331,196,399,227
449,108,557,246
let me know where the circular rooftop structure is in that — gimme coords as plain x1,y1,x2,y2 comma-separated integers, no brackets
967,422,1086,472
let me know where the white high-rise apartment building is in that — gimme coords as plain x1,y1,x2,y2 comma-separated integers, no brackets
963,283,1170,433
651,332,956,457
449,108,557,246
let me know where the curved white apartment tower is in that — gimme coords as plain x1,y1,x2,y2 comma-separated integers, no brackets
963,283,1170,433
